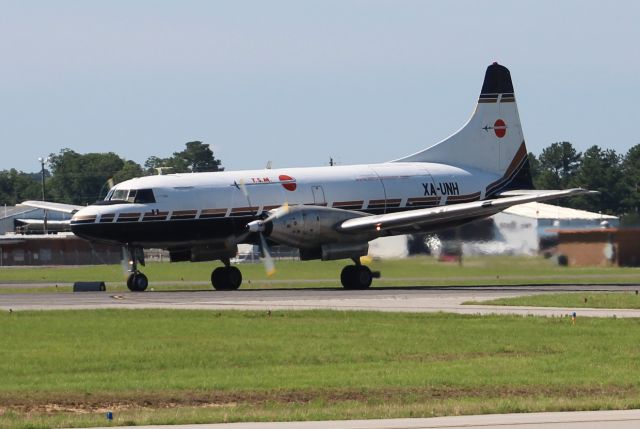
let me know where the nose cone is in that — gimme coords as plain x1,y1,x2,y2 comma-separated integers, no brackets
70,205,116,244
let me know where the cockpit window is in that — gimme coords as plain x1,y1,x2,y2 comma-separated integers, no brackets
105,188,155,203
111,189,129,201
134,189,155,203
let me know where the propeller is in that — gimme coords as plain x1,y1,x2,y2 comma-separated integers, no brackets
120,247,131,279
246,203,289,277
235,178,289,276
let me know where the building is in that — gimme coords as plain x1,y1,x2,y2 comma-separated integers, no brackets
557,228,640,267
0,205,71,235
491,202,619,256
0,233,121,266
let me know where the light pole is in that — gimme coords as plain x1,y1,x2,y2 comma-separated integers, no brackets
37,157,49,235
37,157,49,201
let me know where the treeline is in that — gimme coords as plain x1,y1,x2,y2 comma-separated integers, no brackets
529,142,640,223
1,140,639,224
0,141,223,206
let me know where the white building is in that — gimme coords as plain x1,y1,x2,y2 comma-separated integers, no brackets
491,202,619,256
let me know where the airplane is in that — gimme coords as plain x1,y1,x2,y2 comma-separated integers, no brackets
21,62,589,291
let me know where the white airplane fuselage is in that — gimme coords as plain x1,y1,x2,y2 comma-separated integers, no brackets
70,161,502,248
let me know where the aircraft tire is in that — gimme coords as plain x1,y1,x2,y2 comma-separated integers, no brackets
127,272,148,292
341,265,372,290
211,266,242,291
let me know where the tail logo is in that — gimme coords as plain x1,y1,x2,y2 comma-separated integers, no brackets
483,119,507,138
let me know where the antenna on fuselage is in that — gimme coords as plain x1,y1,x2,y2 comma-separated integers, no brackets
155,167,173,175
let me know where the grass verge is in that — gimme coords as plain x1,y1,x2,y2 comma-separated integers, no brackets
466,291,640,309
1,309,640,428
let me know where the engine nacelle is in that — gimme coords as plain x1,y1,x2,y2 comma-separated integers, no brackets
264,205,371,249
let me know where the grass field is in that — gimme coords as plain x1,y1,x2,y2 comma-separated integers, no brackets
1,309,640,428
468,292,640,309
1,256,640,293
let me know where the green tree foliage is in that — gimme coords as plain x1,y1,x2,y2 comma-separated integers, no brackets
620,144,640,224
144,141,224,175
569,146,623,215
47,149,143,205
0,169,42,205
534,142,581,189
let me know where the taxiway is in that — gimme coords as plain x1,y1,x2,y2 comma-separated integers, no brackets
1,284,640,317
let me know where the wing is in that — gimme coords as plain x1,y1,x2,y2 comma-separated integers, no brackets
338,188,592,234
19,200,83,214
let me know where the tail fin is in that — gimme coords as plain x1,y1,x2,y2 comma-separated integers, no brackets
394,62,533,192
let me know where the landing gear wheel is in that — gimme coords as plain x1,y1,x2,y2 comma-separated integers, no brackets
211,266,242,290
341,265,372,290
127,272,148,292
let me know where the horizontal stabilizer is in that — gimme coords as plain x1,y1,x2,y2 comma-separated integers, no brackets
19,200,83,214
498,189,598,197
338,188,591,234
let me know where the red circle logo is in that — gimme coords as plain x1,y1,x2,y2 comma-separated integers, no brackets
494,119,507,138
279,175,297,191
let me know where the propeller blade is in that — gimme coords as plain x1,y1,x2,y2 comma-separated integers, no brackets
259,233,276,277
263,202,290,224
238,179,249,197
121,247,131,279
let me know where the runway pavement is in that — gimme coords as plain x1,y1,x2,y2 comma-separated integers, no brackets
88,409,640,429
2,284,640,317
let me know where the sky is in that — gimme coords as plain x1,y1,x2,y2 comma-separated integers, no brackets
1,1,639,173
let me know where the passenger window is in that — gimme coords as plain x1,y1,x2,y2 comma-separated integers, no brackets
134,189,156,203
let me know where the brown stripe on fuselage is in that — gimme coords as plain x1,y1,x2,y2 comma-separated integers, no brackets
199,208,227,218
407,196,439,207
170,210,197,220
333,201,364,209
446,192,481,203
99,214,115,223
142,211,169,221
116,213,141,222
73,215,96,223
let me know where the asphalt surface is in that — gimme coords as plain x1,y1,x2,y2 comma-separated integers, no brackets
88,409,640,429
2,284,640,317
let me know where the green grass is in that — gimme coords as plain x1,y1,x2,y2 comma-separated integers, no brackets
1,309,640,428
467,292,640,309
1,256,640,293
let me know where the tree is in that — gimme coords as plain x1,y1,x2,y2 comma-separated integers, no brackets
535,142,581,189
620,144,640,222
570,145,623,214
144,141,224,175
527,152,541,185
0,169,42,205
47,149,143,205
173,141,223,172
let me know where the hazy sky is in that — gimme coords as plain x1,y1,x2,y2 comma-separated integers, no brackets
2,1,639,172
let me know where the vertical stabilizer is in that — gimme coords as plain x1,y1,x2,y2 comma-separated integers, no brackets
394,63,532,192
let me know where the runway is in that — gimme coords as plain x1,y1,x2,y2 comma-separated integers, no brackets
89,409,640,429
2,284,640,317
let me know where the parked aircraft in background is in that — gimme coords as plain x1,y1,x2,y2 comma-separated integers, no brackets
22,63,588,291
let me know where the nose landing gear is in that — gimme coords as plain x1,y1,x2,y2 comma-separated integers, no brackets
125,245,148,292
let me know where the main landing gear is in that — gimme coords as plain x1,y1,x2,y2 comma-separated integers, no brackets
125,245,148,292
340,258,373,290
211,258,242,290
